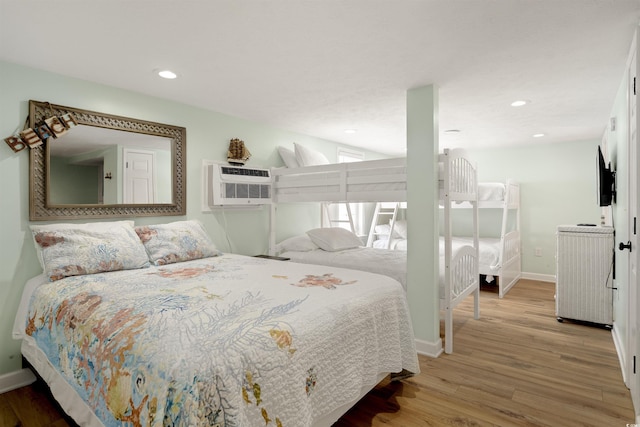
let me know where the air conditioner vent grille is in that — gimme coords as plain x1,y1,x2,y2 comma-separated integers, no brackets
221,166,270,177
224,183,271,199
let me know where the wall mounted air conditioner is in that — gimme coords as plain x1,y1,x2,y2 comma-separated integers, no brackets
206,161,272,206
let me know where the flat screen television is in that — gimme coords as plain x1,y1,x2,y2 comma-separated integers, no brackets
597,145,615,206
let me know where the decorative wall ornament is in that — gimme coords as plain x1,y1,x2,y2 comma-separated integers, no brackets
19,127,43,148
4,135,27,152
227,137,251,165
3,103,78,153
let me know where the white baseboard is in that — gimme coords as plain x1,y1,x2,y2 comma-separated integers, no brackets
521,272,556,283
415,337,443,358
0,368,36,395
611,322,628,387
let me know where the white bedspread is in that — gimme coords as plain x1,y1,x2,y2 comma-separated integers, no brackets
14,254,418,427
372,238,408,251
281,247,408,289
281,244,476,298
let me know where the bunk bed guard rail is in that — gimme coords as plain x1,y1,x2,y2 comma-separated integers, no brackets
271,158,407,203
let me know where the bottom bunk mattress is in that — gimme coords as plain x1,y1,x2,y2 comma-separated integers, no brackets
279,242,476,300
442,237,502,275
13,253,419,427
281,247,408,290
368,237,501,275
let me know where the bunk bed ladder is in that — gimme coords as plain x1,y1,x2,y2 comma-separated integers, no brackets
321,202,356,234
366,202,401,248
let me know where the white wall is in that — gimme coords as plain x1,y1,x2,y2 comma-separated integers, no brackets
0,60,385,376
467,140,603,278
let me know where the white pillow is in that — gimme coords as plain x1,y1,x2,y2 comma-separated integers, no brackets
278,146,300,168
294,143,330,166
374,224,390,240
306,227,363,252
391,219,408,239
275,235,319,254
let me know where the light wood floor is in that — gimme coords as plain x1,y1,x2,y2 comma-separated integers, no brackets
0,279,634,426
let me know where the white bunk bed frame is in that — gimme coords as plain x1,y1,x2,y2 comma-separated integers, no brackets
269,149,479,354
477,179,521,298
366,202,407,249
439,149,480,354
365,179,521,299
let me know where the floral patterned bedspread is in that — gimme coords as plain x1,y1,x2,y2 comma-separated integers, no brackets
23,253,419,427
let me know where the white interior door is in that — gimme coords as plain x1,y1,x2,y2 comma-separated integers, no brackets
123,149,156,204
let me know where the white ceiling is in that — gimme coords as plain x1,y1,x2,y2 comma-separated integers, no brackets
1,1,639,156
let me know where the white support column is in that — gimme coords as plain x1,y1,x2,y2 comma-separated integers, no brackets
406,85,441,355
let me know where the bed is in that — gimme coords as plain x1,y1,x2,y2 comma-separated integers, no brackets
367,180,521,298
13,220,419,427
270,148,480,354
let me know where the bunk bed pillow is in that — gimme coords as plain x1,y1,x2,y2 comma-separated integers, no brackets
277,146,300,168
135,220,220,266
294,143,330,166
391,220,408,239
306,227,363,252
30,220,150,282
375,224,391,236
275,235,319,254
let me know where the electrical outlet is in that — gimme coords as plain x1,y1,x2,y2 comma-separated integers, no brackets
535,247,542,257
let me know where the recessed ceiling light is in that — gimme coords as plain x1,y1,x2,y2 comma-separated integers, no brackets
344,129,357,134
511,100,529,107
533,133,545,138
157,69,178,79
444,129,461,134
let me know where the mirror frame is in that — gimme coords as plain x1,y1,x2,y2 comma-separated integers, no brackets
29,100,186,220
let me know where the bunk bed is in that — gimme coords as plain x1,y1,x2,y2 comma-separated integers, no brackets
270,149,480,354
365,179,521,298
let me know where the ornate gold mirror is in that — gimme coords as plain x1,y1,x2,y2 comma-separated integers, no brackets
29,100,186,220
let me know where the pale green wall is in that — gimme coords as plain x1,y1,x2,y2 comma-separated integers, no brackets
0,60,383,376
467,140,603,277
49,157,100,204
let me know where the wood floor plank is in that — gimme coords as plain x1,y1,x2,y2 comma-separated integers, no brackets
0,397,20,427
2,382,63,427
0,279,635,426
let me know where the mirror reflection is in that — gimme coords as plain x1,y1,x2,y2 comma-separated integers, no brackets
29,99,186,221
48,126,173,205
